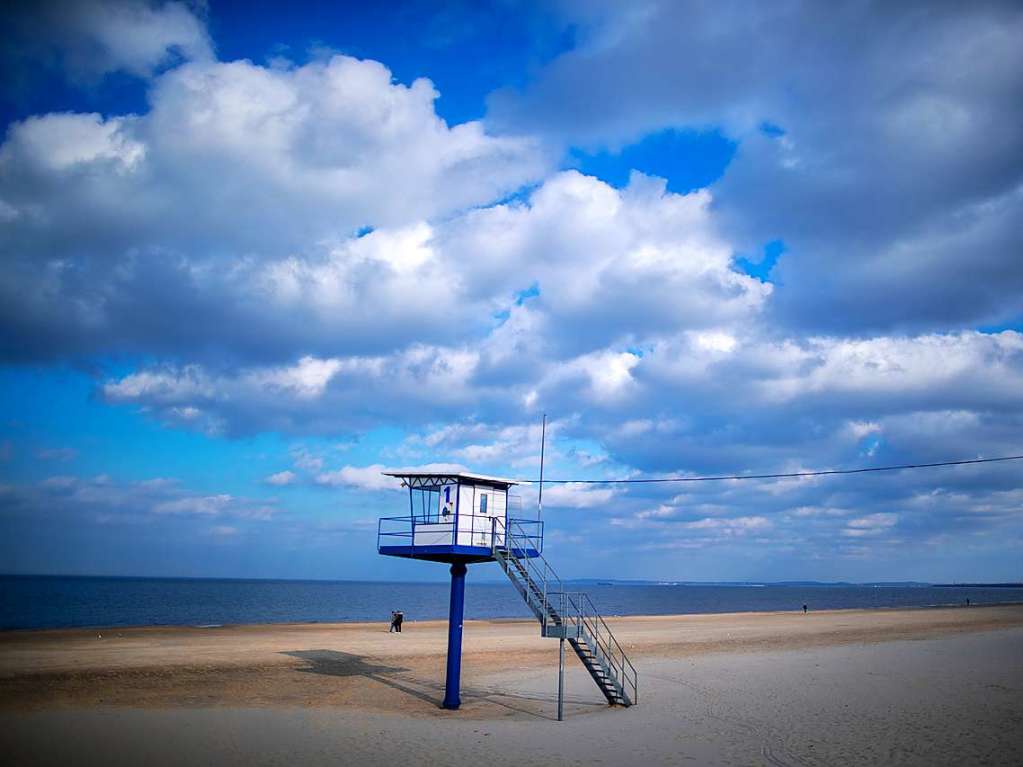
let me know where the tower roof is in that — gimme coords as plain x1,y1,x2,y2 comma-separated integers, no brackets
382,470,519,489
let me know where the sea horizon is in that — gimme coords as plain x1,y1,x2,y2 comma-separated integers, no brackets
3,573,1021,632
5,571,1020,587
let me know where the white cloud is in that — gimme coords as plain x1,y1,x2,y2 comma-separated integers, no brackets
6,1,214,81
493,3,1023,332
0,52,546,364
316,464,393,491
84,0,213,76
100,347,484,435
1,113,145,172
290,447,325,473
153,494,232,516
844,421,882,441
264,470,296,486
3,3,1023,581
147,492,276,520
253,357,344,399
684,516,771,533
142,54,543,232
788,506,851,519
11,475,280,527
443,171,770,348
761,332,1023,405
103,366,213,402
692,331,737,354
843,513,899,538
542,483,616,509
565,350,641,403
634,504,678,521
316,463,468,491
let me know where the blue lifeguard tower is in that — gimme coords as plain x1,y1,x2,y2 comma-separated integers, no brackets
377,470,636,716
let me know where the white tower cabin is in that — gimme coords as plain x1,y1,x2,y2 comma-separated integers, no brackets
377,471,541,562
376,468,636,717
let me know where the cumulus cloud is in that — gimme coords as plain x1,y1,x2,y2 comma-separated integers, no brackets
315,463,468,492
440,171,770,354
594,457,1023,576
684,516,771,533
264,470,296,486
758,333,1023,407
100,349,482,435
491,1,1023,333
2,112,146,172
1,474,279,523
90,170,775,434
3,3,1022,580
4,0,214,82
153,493,233,516
0,53,545,362
844,513,899,538
401,421,546,469
542,483,616,509
316,464,395,492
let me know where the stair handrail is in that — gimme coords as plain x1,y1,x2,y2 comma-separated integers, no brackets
568,591,638,704
495,516,638,704
494,516,569,634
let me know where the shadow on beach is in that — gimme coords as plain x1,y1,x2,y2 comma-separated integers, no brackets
282,650,410,679
282,650,441,707
280,649,592,720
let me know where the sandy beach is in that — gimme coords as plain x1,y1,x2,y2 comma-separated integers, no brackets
2,605,1022,764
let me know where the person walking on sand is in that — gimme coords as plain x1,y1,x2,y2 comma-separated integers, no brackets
395,610,404,633
802,604,808,614
389,610,399,632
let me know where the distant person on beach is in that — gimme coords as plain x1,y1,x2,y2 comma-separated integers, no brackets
966,598,970,607
395,610,404,632
389,611,399,632
802,604,808,614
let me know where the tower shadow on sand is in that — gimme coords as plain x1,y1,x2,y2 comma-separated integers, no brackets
281,649,440,707
280,649,586,720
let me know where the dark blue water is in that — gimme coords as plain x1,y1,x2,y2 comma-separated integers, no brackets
1,575,1020,631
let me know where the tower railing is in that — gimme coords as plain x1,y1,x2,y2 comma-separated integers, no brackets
378,513,542,554
491,516,638,706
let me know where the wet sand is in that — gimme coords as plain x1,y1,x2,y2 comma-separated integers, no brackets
2,605,1022,764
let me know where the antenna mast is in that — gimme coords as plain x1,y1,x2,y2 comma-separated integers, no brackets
538,413,547,518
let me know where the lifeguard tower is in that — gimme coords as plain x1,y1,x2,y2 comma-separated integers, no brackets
377,470,637,716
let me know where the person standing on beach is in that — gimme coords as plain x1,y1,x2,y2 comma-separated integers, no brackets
389,611,399,632
395,610,404,632
802,604,808,614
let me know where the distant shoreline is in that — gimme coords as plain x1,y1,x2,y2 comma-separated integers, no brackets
5,573,1023,632
4,599,1023,635
3,572,1021,588
933,582,1023,588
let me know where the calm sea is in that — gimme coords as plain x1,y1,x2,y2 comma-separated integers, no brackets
1,574,1020,631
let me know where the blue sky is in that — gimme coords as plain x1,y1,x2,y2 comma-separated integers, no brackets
1,0,1022,582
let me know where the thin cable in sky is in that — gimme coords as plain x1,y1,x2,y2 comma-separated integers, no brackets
518,454,1023,485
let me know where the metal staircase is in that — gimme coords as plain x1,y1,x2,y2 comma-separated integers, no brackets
492,518,638,707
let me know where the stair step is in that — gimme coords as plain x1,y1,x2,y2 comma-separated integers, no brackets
498,548,635,708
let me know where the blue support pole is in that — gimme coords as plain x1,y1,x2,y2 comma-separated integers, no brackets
442,561,468,710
